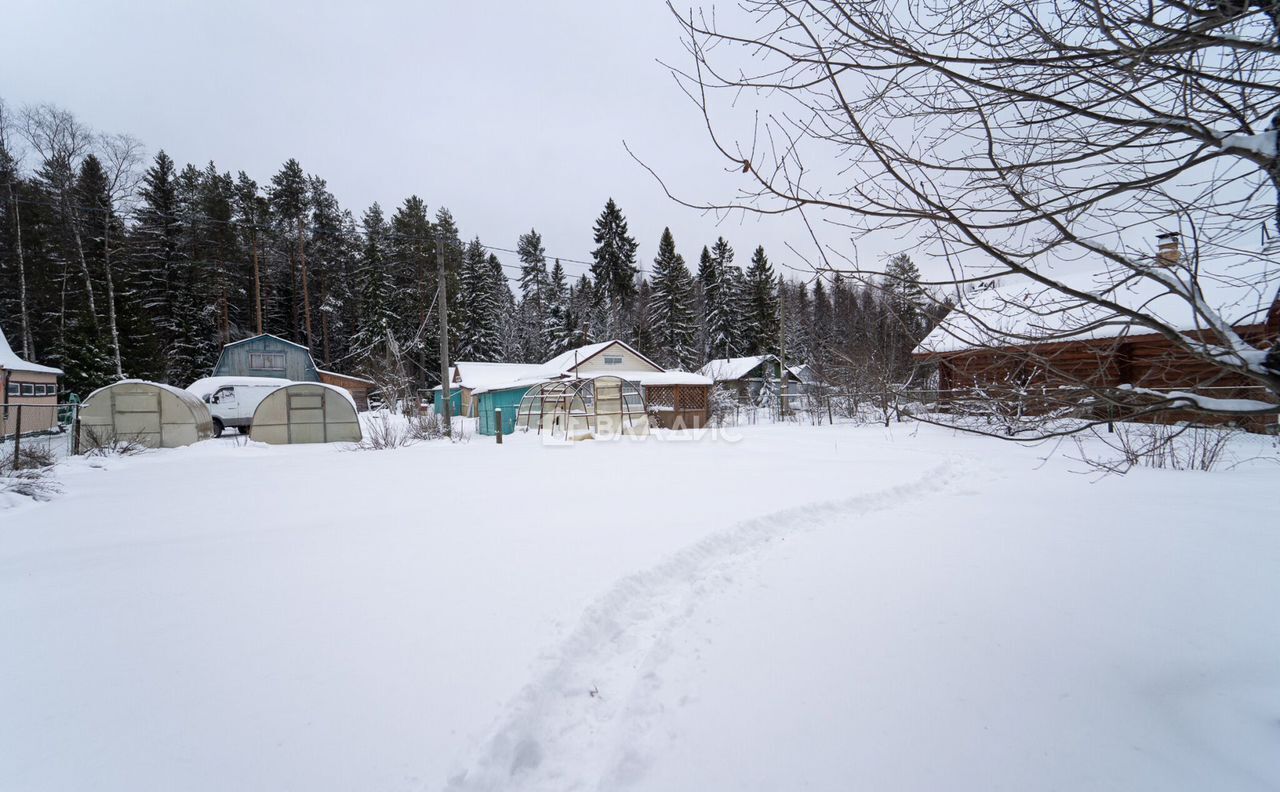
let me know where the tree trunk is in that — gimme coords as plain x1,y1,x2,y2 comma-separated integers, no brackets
251,230,263,335
7,181,33,358
68,204,98,329
298,216,312,349
101,214,123,378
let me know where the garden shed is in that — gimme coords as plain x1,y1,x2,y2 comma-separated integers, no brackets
474,384,530,436
249,383,362,445
2,325,63,438
515,376,649,441
78,380,214,450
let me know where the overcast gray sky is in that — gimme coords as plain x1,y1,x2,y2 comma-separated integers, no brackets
1,0,837,283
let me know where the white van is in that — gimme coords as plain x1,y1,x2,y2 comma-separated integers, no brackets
187,377,292,437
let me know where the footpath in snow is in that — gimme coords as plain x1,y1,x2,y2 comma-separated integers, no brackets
1,423,1278,792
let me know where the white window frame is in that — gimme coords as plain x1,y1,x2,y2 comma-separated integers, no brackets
602,354,623,366
21,383,35,396
249,352,286,371
6,382,18,397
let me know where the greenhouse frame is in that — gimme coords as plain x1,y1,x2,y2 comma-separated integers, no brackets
514,376,649,441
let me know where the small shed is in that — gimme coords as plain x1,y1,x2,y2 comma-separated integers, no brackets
1,325,63,438
249,383,362,445
78,380,214,450
475,384,531,436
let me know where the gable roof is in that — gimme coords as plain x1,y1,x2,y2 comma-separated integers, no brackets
221,333,314,353
915,268,1280,356
540,340,665,376
698,355,778,381
0,326,63,376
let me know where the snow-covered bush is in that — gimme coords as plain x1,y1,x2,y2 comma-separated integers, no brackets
708,386,739,427
1077,422,1242,474
0,447,60,502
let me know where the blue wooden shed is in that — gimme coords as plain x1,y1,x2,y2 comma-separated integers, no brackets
475,385,531,436
432,388,463,416
213,334,319,382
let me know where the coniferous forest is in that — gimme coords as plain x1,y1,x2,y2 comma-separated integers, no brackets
0,100,942,398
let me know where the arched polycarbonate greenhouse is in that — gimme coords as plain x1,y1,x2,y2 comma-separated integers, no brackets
515,376,649,441
78,380,215,450
249,383,363,445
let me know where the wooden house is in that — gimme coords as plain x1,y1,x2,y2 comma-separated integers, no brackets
1,326,63,438
698,355,805,406
912,254,1280,430
211,334,376,410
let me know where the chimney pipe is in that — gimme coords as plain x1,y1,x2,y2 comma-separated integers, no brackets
1156,232,1180,266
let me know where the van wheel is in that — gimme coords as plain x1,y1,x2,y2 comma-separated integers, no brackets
237,426,249,435
212,418,224,438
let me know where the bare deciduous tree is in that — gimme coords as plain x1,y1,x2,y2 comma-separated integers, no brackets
646,0,1280,431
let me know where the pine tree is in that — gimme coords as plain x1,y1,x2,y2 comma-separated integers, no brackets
742,245,780,355
589,198,639,336
268,159,311,345
647,228,697,369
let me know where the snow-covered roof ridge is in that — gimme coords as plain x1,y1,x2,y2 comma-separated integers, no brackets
220,333,312,352
698,355,778,381
0,325,63,376
915,268,1279,356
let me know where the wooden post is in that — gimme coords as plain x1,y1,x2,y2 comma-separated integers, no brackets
12,405,21,467
495,408,503,444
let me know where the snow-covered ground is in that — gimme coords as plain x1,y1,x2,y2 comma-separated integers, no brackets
1,422,1278,791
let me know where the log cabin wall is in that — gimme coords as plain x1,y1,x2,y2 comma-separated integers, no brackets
925,324,1278,432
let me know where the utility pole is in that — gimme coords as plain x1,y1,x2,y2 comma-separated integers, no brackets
437,239,453,437
778,275,789,421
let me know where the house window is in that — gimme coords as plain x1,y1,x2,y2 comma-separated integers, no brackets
21,383,35,396
6,383,18,397
603,355,623,366
33,384,46,396
249,352,286,371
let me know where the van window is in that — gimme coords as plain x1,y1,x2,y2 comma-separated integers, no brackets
212,387,236,405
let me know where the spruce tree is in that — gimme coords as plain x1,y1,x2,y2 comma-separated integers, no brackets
516,228,548,361
456,238,502,361
542,259,571,356
702,237,739,360
647,228,697,369
742,245,780,355
589,198,639,336
351,203,394,360
268,159,310,345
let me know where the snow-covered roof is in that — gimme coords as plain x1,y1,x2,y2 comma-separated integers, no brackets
186,376,293,398
915,267,1279,356
451,361,548,391
583,370,713,386
0,326,62,376
698,355,778,381
541,340,662,375
316,368,375,386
